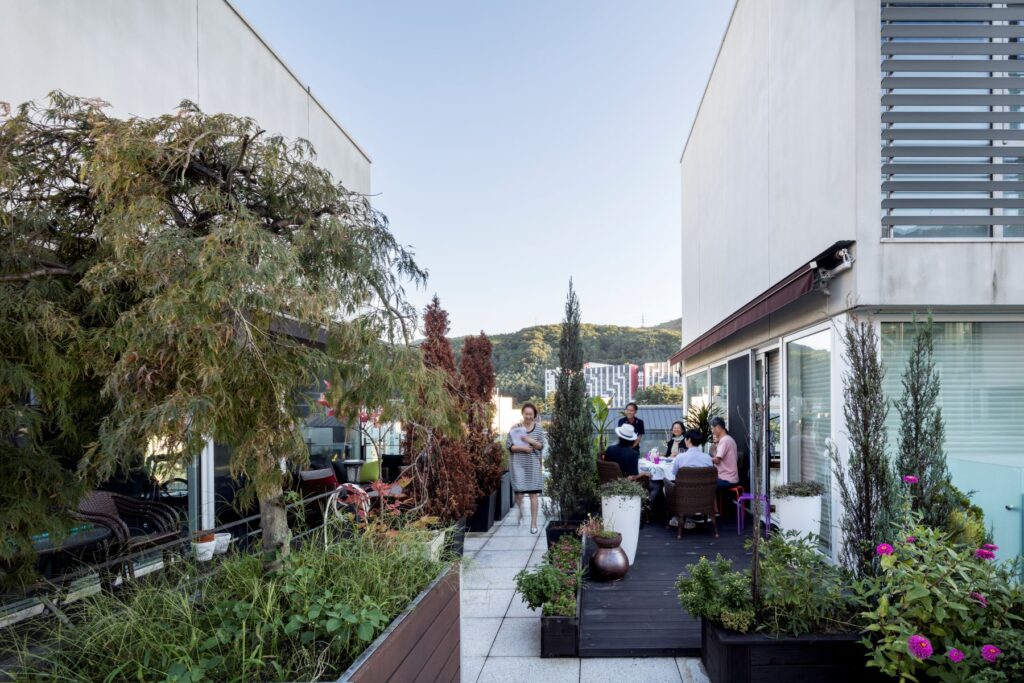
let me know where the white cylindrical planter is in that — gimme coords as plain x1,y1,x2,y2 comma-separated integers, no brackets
602,495,641,565
774,495,822,540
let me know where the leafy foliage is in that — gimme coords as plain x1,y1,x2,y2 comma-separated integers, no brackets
683,401,722,445
756,531,857,636
772,481,826,498
590,396,614,454
461,333,504,494
675,555,755,633
633,384,683,404
11,523,446,681
545,281,597,522
514,535,582,617
598,479,646,499
855,494,1023,683
829,317,896,577
1,94,456,573
412,297,478,522
894,315,955,529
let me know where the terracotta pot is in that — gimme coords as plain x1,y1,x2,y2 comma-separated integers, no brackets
589,532,628,581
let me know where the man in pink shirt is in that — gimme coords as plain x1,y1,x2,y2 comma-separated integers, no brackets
710,416,740,491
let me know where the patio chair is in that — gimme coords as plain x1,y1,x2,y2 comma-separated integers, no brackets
597,460,624,483
76,491,182,579
666,467,719,539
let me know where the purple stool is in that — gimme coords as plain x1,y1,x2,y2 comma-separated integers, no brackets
736,493,771,536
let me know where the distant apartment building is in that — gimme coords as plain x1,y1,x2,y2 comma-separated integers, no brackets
672,0,1024,561
544,363,638,406
638,362,683,390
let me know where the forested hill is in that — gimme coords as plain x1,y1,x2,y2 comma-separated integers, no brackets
452,320,682,403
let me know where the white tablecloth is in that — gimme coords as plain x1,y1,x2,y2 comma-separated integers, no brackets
638,458,674,481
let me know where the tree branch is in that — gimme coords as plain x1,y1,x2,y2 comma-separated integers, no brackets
0,266,73,282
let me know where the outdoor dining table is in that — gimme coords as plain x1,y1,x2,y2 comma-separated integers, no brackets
638,457,675,481
32,525,113,579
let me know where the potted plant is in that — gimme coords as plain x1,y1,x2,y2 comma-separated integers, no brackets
514,535,583,657
545,282,598,547
599,479,645,565
684,401,723,449
577,516,628,581
676,533,884,683
771,480,824,540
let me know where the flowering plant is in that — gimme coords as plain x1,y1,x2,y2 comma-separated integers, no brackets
856,492,1024,682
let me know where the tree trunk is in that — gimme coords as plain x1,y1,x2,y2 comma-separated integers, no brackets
259,482,291,573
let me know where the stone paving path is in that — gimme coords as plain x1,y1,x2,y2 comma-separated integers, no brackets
460,509,711,683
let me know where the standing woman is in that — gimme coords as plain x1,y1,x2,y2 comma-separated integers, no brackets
506,402,545,534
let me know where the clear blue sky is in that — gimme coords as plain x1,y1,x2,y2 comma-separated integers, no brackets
234,0,734,337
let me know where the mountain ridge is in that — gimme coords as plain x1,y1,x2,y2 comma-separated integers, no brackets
451,318,682,403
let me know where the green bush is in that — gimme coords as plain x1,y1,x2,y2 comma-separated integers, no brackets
514,535,581,617
856,505,1023,683
771,481,825,498
13,525,446,682
675,555,754,633
599,479,646,499
757,531,857,635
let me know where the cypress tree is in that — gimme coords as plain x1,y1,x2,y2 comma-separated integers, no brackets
894,314,953,528
830,317,896,576
545,280,596,522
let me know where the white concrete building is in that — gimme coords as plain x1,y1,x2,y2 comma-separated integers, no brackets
673,0,1024,560
0,0,370,194
1,0,372,532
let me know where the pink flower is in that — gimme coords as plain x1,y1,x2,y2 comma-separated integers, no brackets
902,475,919,484
981,645,1001,663
908,635,933,660
876,543,894,556
947,648,965,663
975,548,996,560
983,543,999,551
970,591,988,607
905,536,916,543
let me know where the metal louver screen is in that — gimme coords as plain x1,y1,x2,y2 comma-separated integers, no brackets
881,0,1024,239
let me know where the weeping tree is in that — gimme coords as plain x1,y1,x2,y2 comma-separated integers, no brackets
545,280,596,522
461,332,504,496
893,314,953,528
0,93,454,575
829,317,896,576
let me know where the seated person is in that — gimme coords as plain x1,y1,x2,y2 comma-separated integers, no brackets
602,424,649,482
709,416,740,492
665,429,713,528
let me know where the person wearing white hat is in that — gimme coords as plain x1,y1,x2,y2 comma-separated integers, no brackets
602,423,648,481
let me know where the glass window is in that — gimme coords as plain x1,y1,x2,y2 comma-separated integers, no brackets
786,329,832,547
881,322,1024,465
710,364,728,418
686,371,709,412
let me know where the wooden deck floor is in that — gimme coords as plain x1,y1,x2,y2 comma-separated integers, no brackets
579,519,752,658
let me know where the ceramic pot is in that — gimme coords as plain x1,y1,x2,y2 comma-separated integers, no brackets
602,495,641,564
213,532,232,554
589,532,628,581
774,495,822,539
194,540,217,562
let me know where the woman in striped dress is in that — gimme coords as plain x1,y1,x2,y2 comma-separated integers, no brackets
505,402,545,534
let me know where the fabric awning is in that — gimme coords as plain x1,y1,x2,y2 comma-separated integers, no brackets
670,241,854,365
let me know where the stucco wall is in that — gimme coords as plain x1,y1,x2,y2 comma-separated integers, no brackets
0,0,371,194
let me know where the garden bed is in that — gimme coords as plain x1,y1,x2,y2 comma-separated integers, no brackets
701,620,887,683
339,563,460,682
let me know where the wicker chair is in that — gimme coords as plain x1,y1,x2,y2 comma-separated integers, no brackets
76,491,182,579
597,459,624,483
666,467,719,539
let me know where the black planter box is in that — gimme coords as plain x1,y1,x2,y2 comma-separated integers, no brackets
701,619,887,683
495,471,511,520
540,542,583,658
468,491,497,532
545,520,582,549
449,517,467,557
